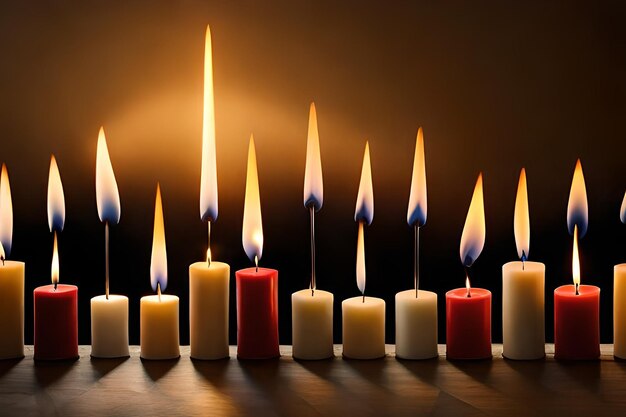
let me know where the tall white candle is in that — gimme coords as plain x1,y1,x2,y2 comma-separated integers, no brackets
614,194,626,359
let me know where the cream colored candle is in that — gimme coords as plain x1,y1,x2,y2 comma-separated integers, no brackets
395,290,437,360
189,261,229,360
0,260,24,359
292,289,333,360
90,295,129,358
342,296,385,359
140,294,180,360
614,264,626,359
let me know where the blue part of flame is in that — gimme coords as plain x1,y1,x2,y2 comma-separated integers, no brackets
567,208,588,238
201,205,218,223
50,212,64,233
304,192,322,211
99,201,120,224
0,237,10,258
151,273,167,293
354,204,373,225
462,252,477,268
408,204,427,227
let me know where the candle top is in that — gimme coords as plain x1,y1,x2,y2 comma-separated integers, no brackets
35,284,77,294
446,287,491,299
554,284,600,298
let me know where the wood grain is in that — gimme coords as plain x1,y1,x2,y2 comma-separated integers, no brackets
0,345,624,416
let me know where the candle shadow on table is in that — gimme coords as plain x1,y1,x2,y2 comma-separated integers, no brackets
342,355,388,387
295,355,338,381
446,357,494,385
0,356,24,379
554,358,602,393
33,358,78,388
191,357,231,388
89,356,129,379
140,357,180,382
396,356,441,387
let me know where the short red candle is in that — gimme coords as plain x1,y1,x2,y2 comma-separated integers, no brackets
236,267,279,359
446,288,492,360
554,284,600,360
34,284,78,360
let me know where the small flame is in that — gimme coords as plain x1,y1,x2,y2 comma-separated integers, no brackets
407,127,427,227
567,159,588,238
200,24,218,222
465,275,471,296
51,232,59,285
96,127,121,224
514,168,529,261
356,222,366,295
207,248,212,264
620,191,626,224
0,164,12,257
150,184,167,292
460,173,486,267
0,240,4,262
354,142,374,225
242,135,264,263
303,102,323,210
572,225,581,288
47,155,65,233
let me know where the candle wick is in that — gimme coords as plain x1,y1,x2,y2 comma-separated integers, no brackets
54,281,57,291
362,293,365,303
0,255,4,266
309,205,316,297
521,250,527,271
575,282,580,296
254,255,259,273
207,220,212,268
157,282,162,302
105,221,110,300
414,224,420,298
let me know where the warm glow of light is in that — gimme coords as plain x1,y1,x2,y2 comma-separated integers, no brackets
620,191,626,224
356,222,366,295
303,102,323,210
460,173,486,267
514,168,529,260
354,142,374,225
567,159,588,237
407,127,427,227
150,184,168,292
572,225,580,288
47,155,65,233
96,127,121,224
242,135,263,263
200,24,218,222
206,248,212,264
51,232,59,285
0,164,12,258
465,275,471,294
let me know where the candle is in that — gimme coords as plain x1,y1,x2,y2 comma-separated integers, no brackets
395,128,438,360
140,184,180,360
189,24,230,361
555,159,599,360
0,165,24,360
615,192,626,359
236,136,279,359
34,158,78,361
342,142,385,360
502,168,545,360
92,129,129,358
446,173,491,360
292,102,334,360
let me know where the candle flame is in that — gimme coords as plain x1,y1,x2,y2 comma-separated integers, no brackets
514,168,529,261
567,159,588,238
0,164,12,257
51,232,59,285
303,102,323,210
47,155,65,233
356,222,366,295
96,127,121,224
242,135,263,263
465,275,471,296
0,240,4,262
200,24,218,223
460,173,486,267
572,225,580,288
150,183,168,292
407,127,427,227
354,142,374,225
620,191,626,224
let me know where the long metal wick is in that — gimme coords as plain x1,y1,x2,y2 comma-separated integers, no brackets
309,206,316,296
207,220,212,267
105,221,109,300
414,224,420,298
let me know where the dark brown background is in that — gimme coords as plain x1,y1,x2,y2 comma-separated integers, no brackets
0,1,624,344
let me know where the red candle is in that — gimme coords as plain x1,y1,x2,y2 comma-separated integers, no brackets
446,288,492,360
236,267,279,359
34,284,78,360
554,285,600,360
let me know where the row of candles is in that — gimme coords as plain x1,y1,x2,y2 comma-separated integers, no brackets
0,25,625,363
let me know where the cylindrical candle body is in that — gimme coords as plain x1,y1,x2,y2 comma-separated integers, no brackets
236,267,279,359
342,296,385,359
446,288,491,360
554,284,600,360
615,264,626,359
140,294,180,360
292,289,333,360
502,261,545,360
90,295,129,358
34,284,78,360
189,261,230,360
0,261,24,359
395,289,438,360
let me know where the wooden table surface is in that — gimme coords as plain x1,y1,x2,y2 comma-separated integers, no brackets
0,345,624,416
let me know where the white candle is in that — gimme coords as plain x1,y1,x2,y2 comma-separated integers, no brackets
91,295,129,358
292,289,333,360
395,290,437,359
614,264,626,359
342,296,385,359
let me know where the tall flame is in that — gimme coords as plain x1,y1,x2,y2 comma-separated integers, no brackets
303,102,323,210
200,24,218,222
51,232,59,285
354,142,374,225
0,164,12,257
407,127,427,227
620,191,626,224
356,222,366,294
567,159,588,238
460,173,486,267
242,135,263,264
514,168,530,260
47,155,65,233
150,184,167,292
572,225,580,288
96,127,121,224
